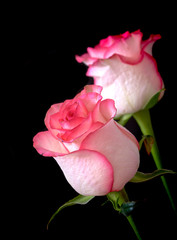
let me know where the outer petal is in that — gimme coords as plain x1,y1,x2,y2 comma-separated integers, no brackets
80,119,140,192
54,149,113,196
114,121,140,150
33,131,69,157
88,54,163,117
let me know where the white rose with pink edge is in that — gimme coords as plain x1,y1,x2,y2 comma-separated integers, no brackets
76,30,164,117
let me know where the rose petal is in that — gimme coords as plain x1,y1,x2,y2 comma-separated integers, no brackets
50,111,62,129
86,64,110,78
59,117,85,130
75,85,103,99
142,34,161,56
80,119,140,192
79,92,102,112
89,53,163,117
87,45,107,59
75,53,97,65
104,30,143,63
77,30,143,65
57,114,93,142
92,99,116,124
44,103,62,138
115,121,140,150
64,121,104,152
33,131,69,157
99,99,117,120
83,84,103,94
99,35,117,47
54,149,113,196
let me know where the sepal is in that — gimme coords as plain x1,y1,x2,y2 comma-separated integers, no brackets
107,191,121,211
114,89,165,125
130,169,176,183
144,88,165,110
107,190,137,216
47,195,95,229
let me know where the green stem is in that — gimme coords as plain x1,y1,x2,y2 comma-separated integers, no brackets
117,189,142,240
133,109,176,213
127,215,142,240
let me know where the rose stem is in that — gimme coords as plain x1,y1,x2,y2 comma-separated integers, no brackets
117,189,142,240
133,109,176,213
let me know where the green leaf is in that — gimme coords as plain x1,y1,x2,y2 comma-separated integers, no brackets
144,88,165,110
47,195,95,229
130,169,176,183
120,201,136,217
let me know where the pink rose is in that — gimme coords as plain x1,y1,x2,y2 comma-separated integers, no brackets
76,30,164,117
33,85,140,196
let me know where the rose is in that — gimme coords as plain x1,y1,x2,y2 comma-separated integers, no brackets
76,30,164,117
33,85,140,196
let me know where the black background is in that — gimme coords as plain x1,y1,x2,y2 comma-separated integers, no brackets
17,4,177,239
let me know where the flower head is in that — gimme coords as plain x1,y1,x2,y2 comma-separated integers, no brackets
33,85,139,196
76,30,164,117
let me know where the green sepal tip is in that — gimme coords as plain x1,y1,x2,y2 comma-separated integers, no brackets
144,88,165,110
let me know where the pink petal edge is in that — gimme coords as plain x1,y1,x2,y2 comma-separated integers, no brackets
33,131,69,157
